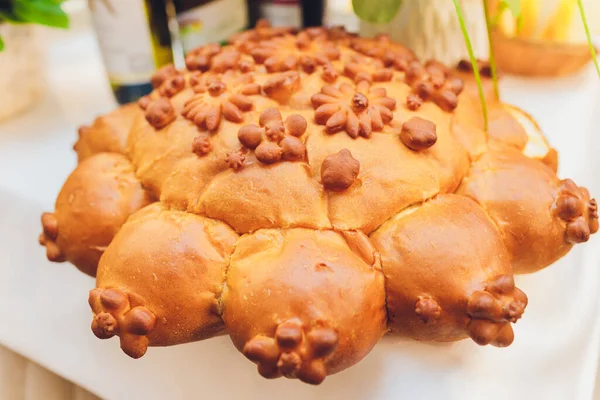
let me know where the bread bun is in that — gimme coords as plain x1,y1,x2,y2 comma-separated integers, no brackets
223,228,385,384
372,195,526,346
74,103,140,162
458,148,596,273
91,203,238,358
39,153,151,276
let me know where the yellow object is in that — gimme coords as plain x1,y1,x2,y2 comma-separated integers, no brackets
540,0,577,41
516,0,539,39
496,0,600,44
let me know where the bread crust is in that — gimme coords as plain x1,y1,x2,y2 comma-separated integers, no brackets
371,195,526,346
39,153,151,276
223,228,386,383
73,103,140,162
458,148,596,273
91,203,238,357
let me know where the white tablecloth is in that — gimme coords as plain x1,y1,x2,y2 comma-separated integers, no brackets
0,21,599,400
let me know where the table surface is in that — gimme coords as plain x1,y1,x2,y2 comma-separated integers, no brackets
1,20,600,400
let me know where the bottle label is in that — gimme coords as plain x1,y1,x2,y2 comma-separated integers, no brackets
89,0,159,85
260,1,301,28
177,0,248,52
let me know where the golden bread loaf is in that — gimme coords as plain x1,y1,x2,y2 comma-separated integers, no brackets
39,22,598,384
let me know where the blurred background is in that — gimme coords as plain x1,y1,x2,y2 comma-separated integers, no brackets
1,0,599,118
0,1,599,399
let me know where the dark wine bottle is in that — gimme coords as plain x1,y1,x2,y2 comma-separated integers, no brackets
173,0,248,53
247,0,262,28
301,0,324,27
89,0,174,104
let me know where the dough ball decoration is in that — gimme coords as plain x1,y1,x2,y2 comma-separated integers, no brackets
39,213,63,262
185,43,222,72
184,43,258,74
39,20,598,385
311,80,396,138
262,70,301,103
211,49,254,73
150,64,179,89
589,199,599,233
144,97,176,129
402,59,463,112
236,108,308,166
351,33,416,67
343,54,394,83
466,275,528,347
321,63,339,83
400,116,438,151
137,95,152,110
406,93,424,111
457,58,493,77
321,149,360,191
555,179,598,243
225,150,246,171
158,74,186,98
242,318,339,383
414,297,441,323
192,134,212,157
89,287,157,359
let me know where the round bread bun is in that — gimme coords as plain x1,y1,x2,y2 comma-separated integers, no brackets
91,203,238,358
371,194,526,346
74,103,140,162
39,153,151,276
223,228,386,384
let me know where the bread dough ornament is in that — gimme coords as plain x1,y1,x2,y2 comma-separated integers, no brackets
40,21,598,385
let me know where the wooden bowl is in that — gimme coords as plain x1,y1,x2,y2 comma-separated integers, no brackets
492,31,597,77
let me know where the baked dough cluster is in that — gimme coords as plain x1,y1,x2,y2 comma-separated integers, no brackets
40,21,598,384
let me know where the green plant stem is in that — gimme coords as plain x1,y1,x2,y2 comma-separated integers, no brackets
453,0,488,131
576,0,600,77
483,0,500,101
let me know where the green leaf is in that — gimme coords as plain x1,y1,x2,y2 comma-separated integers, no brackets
352,0,403,24
0,10,26,23
13,0,69,29
452,0,488,132
0,35,4,52
483,0,500,101
577,0,600,78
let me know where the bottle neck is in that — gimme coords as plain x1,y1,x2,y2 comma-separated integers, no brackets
173,0,213,14
301,0,323,27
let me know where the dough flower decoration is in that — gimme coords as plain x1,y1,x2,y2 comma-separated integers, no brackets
251,32,341,74
182,72,261,132
311,80,396,138
236,108,308,167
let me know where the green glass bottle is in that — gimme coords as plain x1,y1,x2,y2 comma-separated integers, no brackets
89,0,174,104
